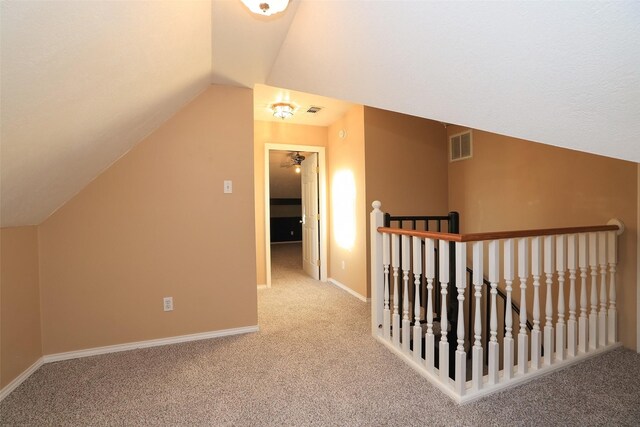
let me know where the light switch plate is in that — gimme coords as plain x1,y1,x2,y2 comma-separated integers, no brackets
224,180,232,193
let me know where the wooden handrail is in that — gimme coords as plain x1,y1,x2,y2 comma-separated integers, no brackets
377,224,620,242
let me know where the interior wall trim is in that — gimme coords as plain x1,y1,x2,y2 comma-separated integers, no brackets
0,357,44,402
0,326,258,402
328,278,370,302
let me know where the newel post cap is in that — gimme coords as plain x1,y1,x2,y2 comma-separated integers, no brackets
372,200,382,211
607,218,624,236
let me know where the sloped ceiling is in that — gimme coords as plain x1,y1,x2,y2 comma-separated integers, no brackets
268,1,640,163
2,1,639,227
1,1,212,226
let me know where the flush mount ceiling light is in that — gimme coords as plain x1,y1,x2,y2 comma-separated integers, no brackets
241,0,289,16
271,102,294,120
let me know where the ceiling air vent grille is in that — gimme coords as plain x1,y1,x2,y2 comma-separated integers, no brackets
306,106,322,114
449,130,472,162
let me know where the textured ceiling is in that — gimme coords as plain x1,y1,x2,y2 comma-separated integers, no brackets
268,1,640,163
254,84,353,126
1,1,212,226
2,0,639,227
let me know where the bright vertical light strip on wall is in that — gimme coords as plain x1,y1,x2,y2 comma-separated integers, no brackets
332,170,356,250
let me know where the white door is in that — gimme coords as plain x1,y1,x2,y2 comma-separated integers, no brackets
301,153,320,280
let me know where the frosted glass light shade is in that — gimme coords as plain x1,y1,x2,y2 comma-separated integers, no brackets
272,102,294,119
241,0,289,16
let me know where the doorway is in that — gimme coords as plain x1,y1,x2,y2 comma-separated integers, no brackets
264,143,327,287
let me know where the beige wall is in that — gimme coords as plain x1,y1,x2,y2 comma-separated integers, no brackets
1,226,42,388
328,106,368,297
448,126,638,350
37,85,258,355
364,107,449,217
254,121,328,285
363,107,450,295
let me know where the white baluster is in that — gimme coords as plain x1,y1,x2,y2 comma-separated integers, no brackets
531,237,542,369
383,233,391,340
578,233,589,353
402,235,411,353
588,232,599,349
567,234,578,357
517,238,529,375
543,236,555,365
598,232,608,346
472,241,484,391
503,239,515,380
425,239,436,372
412,236,423,362
607,231,617,343
392,234,401,348
439,240,450,383
455,242,467,395
556,235,566,361
488,240,500,385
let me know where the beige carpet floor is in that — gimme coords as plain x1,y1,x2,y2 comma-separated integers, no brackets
1,242,640,425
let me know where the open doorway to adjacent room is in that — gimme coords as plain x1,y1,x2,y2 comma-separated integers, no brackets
264,143,327,287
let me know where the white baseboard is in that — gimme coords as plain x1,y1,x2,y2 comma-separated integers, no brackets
0,357,44,402
257,284,268,290
0,325,258,402
43,325,259,363
328,278,369,302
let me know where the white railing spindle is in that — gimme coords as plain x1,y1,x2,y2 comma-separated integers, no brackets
439,240,450,382
402,235,411,353
567,234,578,357
598,232,608,346
425,239,436,372
531,237,542,369
578,233,589,353
392,234,401,348
517,238,529,375
383,233,391,340
544,236,555,366
412,236,423,362
588,232,599,349
504,239,515,380
455,242,467,395
607,231,617,343
488,240,500,385
556,235,566,361
472,241,484,391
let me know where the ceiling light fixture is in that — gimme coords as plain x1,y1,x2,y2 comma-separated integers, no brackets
241,0,289,16
271,102,294,120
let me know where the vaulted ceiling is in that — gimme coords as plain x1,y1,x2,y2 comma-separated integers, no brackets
2,1,639,227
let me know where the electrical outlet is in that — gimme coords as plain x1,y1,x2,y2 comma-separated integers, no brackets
163,297,173,312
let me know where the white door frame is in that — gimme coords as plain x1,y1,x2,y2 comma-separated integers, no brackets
264,143,327,287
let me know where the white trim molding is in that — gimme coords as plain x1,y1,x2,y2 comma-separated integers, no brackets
0,357,44,402
257,284,268,290
43,326,259,363
0,325,258,402
328,278,369,302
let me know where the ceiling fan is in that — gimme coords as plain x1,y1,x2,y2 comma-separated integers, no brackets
281,151,306,173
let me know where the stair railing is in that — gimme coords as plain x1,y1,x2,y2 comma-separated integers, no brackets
370,200,623,403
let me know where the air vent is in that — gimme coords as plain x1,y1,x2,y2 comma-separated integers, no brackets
306,106,323,114
449,130,472,161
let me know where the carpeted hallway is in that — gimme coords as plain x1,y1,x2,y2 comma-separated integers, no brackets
2,242,640,425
